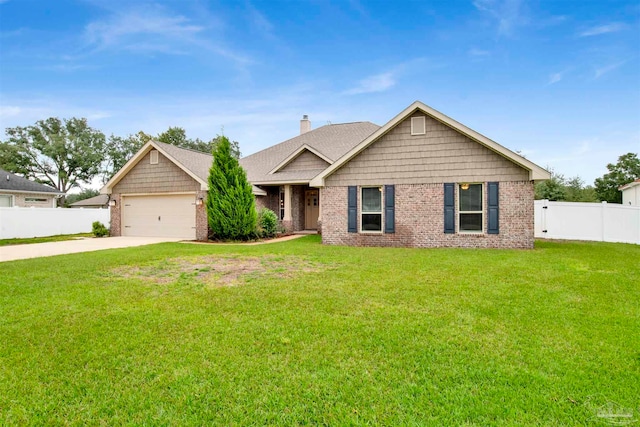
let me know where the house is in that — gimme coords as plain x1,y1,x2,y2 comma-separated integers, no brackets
0,169,62,208
69,194,110,209
619,179,640,206
311,101,549,249
102,101,550,248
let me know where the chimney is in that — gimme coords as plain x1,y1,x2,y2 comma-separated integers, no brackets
300,115,311,135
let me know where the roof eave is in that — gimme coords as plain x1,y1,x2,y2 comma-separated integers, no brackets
311,100,551,186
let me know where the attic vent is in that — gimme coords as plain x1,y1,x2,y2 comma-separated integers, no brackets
150,150,159,165
411,116,426,135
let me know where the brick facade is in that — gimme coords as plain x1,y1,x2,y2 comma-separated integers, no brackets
321,181,534,249
109,193,121,236
196,190,208,241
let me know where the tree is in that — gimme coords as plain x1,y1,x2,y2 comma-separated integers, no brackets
564,176,598,202
535,169,567,201
102,132,148,182
594,153,640,203
156,126,241,158
0,117,106,204
206,135,256,240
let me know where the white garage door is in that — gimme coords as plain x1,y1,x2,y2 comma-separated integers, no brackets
122,194,196,239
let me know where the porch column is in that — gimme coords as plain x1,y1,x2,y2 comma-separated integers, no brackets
317,188,323,234
283,184,292,222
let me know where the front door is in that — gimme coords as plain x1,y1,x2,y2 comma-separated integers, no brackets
305,190,319,230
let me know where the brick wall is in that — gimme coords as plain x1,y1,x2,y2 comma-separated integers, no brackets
321,181,534,249
109,193,121,236
196,190,208,241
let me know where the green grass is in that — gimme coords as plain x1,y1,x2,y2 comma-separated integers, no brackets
1,236,638,425
0,233,93,246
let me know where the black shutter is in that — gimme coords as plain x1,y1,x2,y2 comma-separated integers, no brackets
444,183,455,234
348,186,357,233
487,182,499,234
384,185,395,233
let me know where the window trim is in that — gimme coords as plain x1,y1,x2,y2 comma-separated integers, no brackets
410,116,426,135
0,194,14,207
457,183,484,234
360,186,383,234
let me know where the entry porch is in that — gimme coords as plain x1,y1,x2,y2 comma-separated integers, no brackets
256,185,321,233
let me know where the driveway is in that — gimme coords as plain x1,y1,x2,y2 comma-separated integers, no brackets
0,236,183,263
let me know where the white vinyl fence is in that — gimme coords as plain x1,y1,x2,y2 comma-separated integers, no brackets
535,200,640,245
0,207,110,239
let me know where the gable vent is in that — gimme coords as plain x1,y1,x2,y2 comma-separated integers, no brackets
411,116,426,135
150,150,159,165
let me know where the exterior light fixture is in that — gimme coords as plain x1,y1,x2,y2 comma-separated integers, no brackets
460,183,470,190
109,199,116,207
196,196,204,206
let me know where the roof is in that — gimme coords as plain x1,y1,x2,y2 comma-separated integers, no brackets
311,101,551,187
619,178,640,191
102,141,267,196
70,194,109,207
239,122,380,184
0,169,63,194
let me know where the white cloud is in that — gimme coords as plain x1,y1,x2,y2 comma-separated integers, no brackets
548,72,562,85
343,72,396,95
594,61,626,79
473,0,526,36
469,48,490,57
83,5,250,65
579,22,627,37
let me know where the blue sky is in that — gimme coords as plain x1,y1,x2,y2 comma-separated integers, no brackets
1,0,639,185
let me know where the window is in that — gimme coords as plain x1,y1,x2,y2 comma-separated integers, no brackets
459,183,483,232
0,194,13,207
411,116,426,135
279,187,285,220
361,187,382,232
25,197,47,202
150,150,159,165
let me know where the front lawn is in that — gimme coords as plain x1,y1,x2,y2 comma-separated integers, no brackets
1,237,638,425
0,233,92,247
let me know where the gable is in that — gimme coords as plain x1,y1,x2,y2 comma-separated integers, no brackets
112,150,200,194
279,150,330,173
324,112,529,187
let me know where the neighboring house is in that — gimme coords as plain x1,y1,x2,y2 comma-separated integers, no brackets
619,179,640,206
0,169,62,208
102,101,550,248
69,194,110,209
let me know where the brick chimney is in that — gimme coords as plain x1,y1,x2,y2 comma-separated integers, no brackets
300,115,311,134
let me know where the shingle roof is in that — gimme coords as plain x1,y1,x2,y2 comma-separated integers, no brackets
0,169,63,194
619,178,640,190
239,122,380,184
153,141,267,196
70,194,109,207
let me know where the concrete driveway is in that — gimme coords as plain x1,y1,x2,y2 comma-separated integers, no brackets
0,236,183,263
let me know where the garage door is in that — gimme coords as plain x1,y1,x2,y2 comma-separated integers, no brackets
122,194,196,239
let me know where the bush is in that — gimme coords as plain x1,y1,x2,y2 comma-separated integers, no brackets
92,221,109,237
256,208,278,238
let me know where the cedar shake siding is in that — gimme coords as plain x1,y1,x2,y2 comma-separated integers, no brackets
112,151,200,194
325,112,528,187
279,150,330,172
321,181,534,249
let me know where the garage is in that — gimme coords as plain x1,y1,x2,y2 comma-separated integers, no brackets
122,194,196,239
